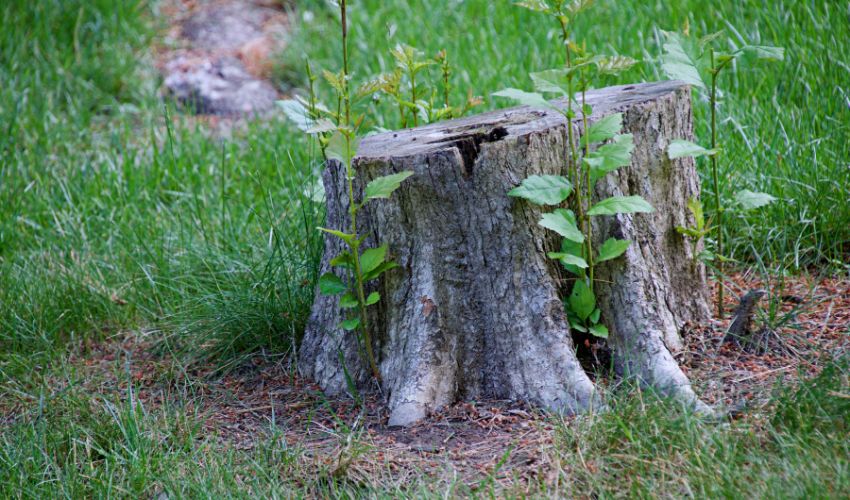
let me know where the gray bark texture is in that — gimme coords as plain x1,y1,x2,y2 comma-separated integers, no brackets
299,81,712,426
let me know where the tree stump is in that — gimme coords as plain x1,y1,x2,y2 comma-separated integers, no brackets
299,81,711,426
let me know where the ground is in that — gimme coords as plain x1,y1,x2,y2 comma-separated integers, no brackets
4,274,846,495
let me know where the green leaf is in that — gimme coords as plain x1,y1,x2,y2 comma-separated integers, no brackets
667,139,719,159
570,320,588,333
318,227,356,244
582,113,623,145
595,55,638,75
277,98,335,135
364,171,414,201
539,209,584,243
742,45,785,61
680,197,711,239
318,272,347,296
589,308,601,324
587,196,654,216
339,292,358,309
306,120,337,134
569,280,596,321
698,31,725,49
412,61,436,74
355,77,386,99
391,43,417,66
565,0,593,14
586,133,634,184
735,190,777,210
492,88,553,109
596,238,631,262
660,31,706,90
360,245,388,275
715,253,738,264
339,317,361,331
365,292,380,306
322,69,346,94
325,131,360,165
547,252,589,269
571,54,605,70
363,261,399,281
714,52,737,67
508,175,573,205
514,0,552,13
676,225,702,238
330,251,354,269
687,197,706,232
529,69,570,95
588,323,609,338
277,99,314,133
557,238,585,277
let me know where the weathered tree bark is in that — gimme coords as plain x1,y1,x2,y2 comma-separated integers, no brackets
299,81,712,425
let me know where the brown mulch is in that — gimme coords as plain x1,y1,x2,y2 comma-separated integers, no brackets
5,273,849,489
682,272,850,409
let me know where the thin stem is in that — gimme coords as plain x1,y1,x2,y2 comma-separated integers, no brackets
305,60,326,160
335,96,342,128
339,0,380,382
442,56,450,109
560,20,587,285
341,0,350,127
398,99,407,128
581,82,594,290
306,60,317,116
710,49,724,318
350,241,381,382
344,138,379,382
410,67,418,127
560,20,577,191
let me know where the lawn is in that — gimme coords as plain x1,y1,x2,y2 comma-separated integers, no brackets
1,0,848,497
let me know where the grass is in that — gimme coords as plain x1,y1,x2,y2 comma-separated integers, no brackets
1,0,848,496
549,362,850,498
1,351,847,497
0,0,322,375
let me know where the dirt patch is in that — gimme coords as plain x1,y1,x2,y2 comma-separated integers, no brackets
682,272,850,409
156,0,290,117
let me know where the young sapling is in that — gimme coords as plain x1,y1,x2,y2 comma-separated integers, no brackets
495,0,648,338
279,0,414,383
661,25,783,317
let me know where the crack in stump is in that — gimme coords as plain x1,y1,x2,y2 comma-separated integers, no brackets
446,126,509,177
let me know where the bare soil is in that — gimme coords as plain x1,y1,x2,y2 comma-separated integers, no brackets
155,0,290,119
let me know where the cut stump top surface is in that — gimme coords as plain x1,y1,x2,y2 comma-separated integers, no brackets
356,81,688,162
